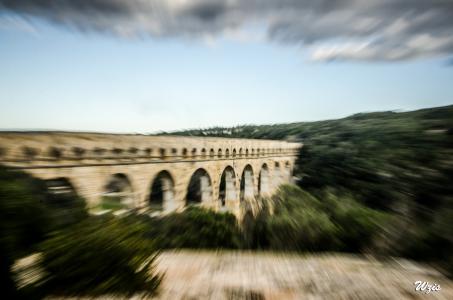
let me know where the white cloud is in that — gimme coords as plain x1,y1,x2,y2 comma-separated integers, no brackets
2,0,453,61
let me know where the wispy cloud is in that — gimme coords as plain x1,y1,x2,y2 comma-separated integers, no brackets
2,0,453,62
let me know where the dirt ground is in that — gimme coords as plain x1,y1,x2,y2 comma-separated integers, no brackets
151,251,453,300
17,251,452,299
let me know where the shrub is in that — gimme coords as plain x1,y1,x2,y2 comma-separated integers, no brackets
39,215,161,296
267,206,340,251
262,186,341,251
318,191,389,252
247,185,388,253
147,206,241,249
0,172,52,298
0,167,87,234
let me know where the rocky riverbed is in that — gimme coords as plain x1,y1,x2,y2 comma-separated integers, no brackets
153,251,452,299
15,251,453,299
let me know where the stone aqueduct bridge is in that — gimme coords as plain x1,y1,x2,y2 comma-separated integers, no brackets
0,132,302,217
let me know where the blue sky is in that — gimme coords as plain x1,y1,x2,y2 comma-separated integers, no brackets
1,3,453,133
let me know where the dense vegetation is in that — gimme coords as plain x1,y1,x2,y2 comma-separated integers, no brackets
162,105,453,275
245,185,389,253
0,168,161,299
144,207,242,249
39,216,161,296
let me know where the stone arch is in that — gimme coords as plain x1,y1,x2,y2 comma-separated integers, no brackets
225,148,230,158
103,173,134,208
240,164,254,201
159,148,166,159
209,148,215,158
72,146,85,158
128,147,139,155
48,146,63,159
182,148,188,158
258,163,270,197
201,148,207,158
233,148,237,158
22,146,39,160
45,177,78,196
245,149,249,157
186,168,213,205
239,148,243,157
284,161,292,182
144,148,152,156
218,148,223,158
149,170,175,212
93,147,106,156
191,148,197,157
219,166,236,207
273,161,282,189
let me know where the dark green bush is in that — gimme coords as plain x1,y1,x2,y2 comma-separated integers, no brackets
315,190,390,252
0,173,51,298
245,185,388,253
146,206,241,249
0,167,86,298
267,206,340,251
262,185,340,251
39,215,161,296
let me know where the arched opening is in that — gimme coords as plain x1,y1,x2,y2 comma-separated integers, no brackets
239,148,243,157
159,148,166,159
103,173,134,209
182,148,188,158
191,148,197,157
232,148,237,157
284,161,292,182
240,165,254,201
218,148,223,158
48,146,63,160
149,170,175,212
46,177,77,196
201,148,207,157
245,149,249,157
93,147,106,156
219,166,236,207
209,148,215,158
112,148,124,156
72,146,85,158
129,147,138,155
144,148,152,156
186,168,213,205
258,164,270,197
273,162,282,189
225,149,230,158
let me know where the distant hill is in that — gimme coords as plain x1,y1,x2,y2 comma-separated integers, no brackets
159,105,453,142
163,105,453,271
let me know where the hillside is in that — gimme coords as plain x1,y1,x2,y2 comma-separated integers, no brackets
163,105,453,270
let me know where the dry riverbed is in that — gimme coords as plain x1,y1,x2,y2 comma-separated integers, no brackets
152,251,453,300
16,251,453,299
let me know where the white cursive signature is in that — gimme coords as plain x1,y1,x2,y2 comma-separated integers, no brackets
414,281,441,294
